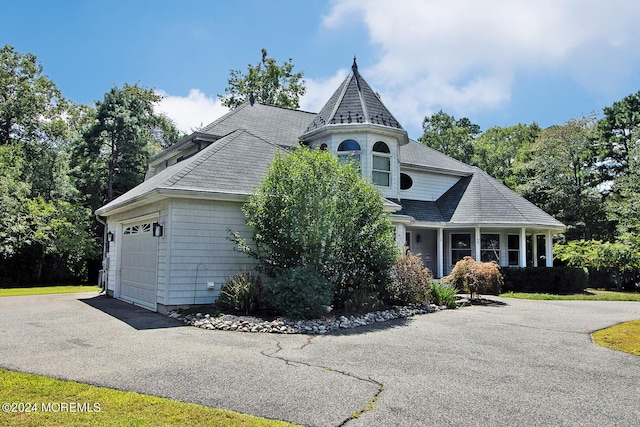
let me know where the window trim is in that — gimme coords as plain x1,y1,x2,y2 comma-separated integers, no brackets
480,233,500,263
451,233,472,264
372,141,391,187
507,234,520,266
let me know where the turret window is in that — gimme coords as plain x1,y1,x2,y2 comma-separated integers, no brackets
337,139,361,166
372,141,391,187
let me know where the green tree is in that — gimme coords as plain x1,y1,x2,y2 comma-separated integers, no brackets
515,116,610,241
0,44,80,200
418,110,480,164
219,48,306,110
596,90,640,184
0,44,66,146
607,127,640,242
234,148,399,311
471,123,540,188
72,84,181,210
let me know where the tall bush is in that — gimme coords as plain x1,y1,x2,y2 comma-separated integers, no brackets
443,256,503,299
233,148,399,311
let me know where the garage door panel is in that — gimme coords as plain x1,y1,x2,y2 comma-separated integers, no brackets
119,221,158,311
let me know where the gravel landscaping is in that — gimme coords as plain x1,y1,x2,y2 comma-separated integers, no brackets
168,303,453,334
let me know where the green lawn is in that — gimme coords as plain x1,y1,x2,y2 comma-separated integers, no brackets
0,368,298,427
0,286,101,297
500,288,640,301
592,320,640,356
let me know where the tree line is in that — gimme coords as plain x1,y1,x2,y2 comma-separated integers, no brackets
0,45,182,285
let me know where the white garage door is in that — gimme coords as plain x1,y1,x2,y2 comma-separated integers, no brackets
119,221,158,311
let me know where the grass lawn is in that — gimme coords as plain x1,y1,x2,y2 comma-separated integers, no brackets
500,288,640,301
0,368,297,427
0,286,101,297
592,320,640,356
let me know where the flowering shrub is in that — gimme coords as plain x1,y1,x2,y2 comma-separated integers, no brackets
443,256,503,299
387,251,432,305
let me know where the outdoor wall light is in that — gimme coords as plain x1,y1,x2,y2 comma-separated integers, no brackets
107,231,114,242
152,222,164,237
416,234,421,243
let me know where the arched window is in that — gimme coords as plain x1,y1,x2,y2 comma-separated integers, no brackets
373,141,390,153
400,173,413,190
338,139,361,152
337,139,361,166
372,141,391,187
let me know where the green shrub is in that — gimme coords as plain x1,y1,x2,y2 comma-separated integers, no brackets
501,266,588,294
233,148,399,312
216,272,262,314
430,281,457,309
262,265,333,319
387,251,432,305
443,256,503,298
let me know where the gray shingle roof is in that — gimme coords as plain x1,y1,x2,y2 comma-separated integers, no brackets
201,102,315,148
96,129,283,214
393,168,565,228
400,140,475,175
303,59,404,134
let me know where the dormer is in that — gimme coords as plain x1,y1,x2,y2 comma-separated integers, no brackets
145,132,219,179
300,59,409,199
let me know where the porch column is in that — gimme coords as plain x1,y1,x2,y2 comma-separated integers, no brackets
532,233,538,267
475,227,481,262
437,228,444,278
395,224,406,249
519,227,527,268
545,230,553,267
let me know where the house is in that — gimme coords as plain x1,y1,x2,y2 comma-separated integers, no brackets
95,59,565,312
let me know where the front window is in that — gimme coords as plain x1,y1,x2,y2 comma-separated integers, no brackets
508,234,520,266
481,234,500,263
451,233,471,264
372,141,391,187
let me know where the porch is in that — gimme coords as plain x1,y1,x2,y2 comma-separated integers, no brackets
395,224,557,278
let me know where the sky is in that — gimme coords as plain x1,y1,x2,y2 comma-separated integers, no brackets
3,0,640,139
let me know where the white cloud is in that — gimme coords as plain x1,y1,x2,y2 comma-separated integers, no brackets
154,89,228,134
323,0,640,128
300,69,349,113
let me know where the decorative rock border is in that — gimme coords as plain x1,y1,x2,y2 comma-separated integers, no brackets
168,303,450,334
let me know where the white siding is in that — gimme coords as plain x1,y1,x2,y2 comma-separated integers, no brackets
400,169,460,201
166,199,257,306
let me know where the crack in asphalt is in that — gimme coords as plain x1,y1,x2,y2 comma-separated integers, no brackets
261,338,383,427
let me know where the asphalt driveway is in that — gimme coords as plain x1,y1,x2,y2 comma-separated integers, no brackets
1,292,639,426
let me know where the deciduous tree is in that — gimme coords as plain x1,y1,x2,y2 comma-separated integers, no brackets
219,48,305,110
418,110,480,164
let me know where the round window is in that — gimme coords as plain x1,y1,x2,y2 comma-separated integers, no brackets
400,173,413,190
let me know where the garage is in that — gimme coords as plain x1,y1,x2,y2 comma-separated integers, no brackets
119,220,158,311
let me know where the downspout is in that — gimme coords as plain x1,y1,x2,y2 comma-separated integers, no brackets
95,213,108,294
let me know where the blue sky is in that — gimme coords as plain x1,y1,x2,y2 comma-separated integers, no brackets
3,0,640,139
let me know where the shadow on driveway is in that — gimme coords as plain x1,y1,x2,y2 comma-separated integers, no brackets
78,294,185,330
